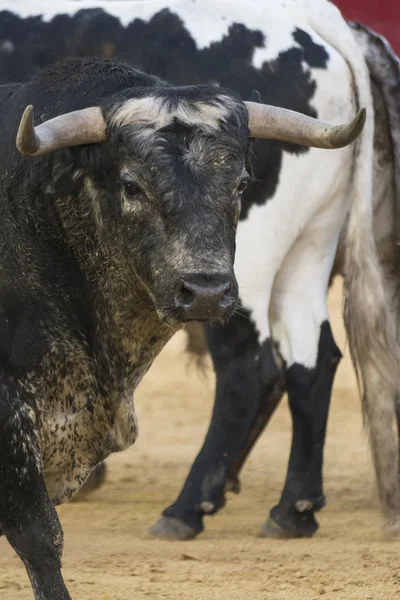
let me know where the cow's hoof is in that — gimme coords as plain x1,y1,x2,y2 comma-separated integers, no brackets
225,476,241,494
259,512,319,539
71,462,107,502
149,516,199,541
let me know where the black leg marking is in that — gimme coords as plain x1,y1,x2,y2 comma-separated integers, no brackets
0,375,71,600
150,313,284,540
262,321,341,538
227,338,286,486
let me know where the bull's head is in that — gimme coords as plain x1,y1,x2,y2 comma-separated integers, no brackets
16,87,365,325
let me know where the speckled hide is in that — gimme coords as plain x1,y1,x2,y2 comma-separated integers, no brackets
24,309,172,505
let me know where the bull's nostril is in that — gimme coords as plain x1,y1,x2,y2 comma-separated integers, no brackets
178,283,195,307
219,282,232,309
220,293,234,309
222,281,232,295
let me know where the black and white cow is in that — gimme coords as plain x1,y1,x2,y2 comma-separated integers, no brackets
1,0,398,541
158,20,400,541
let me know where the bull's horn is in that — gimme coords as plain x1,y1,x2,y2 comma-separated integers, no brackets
16,105,107,156
244,102,366,149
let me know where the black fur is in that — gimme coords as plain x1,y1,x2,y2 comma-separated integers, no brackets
269,321,342,536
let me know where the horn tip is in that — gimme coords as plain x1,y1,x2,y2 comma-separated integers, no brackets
352,107,367,139
331,106,367,149
16,105,39,156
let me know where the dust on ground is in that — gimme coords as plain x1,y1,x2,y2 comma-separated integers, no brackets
1,279,399,600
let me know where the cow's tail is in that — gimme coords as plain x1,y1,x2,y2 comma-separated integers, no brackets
310,2,400,530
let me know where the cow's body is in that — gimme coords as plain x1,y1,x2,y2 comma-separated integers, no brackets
0,0,398,544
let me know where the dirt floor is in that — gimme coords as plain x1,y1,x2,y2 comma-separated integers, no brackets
1,278,399,600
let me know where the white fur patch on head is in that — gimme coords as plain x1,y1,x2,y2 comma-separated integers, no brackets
111,95,238,134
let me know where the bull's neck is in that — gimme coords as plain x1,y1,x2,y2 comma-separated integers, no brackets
56,198,176,372
94,271,176,389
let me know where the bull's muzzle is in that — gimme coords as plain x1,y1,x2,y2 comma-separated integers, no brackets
175,273,237,321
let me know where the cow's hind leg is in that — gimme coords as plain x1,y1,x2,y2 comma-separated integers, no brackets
226,372,286,490
150,310,282,540
0,375,71,600
261,227,342,538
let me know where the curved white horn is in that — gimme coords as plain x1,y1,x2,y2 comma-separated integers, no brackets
244,102,366,149
16,105,107,156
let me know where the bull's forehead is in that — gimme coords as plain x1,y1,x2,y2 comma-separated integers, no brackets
111,93,248,183
111,94,243,135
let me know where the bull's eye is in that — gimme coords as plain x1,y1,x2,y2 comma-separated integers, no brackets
121,179,141,198
237,176,249,195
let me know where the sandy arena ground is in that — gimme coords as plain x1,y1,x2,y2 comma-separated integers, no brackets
1,278,399,600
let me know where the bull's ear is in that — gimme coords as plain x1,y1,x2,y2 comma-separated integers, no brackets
249,90,263,104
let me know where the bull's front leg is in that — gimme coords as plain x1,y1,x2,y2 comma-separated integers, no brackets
150,310,283,540
0,374,71,600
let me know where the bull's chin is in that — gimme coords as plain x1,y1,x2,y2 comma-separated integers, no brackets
156,305,236,327
182,318,212,323
155,309,183,329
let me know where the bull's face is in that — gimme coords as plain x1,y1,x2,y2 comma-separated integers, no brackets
103,91,248,323
16,78,365,325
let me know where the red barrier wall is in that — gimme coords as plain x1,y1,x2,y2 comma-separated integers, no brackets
334,0,400,54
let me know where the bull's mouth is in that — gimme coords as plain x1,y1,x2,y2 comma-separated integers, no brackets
181,316,232,323
157,302,237,327
157,312,211,327
184,318,212,323
156,302,237,327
